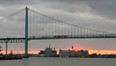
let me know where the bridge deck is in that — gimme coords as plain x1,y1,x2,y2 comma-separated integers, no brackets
0,38,25,43
0,34,116,43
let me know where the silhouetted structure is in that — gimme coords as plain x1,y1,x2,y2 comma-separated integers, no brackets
39,46,57,57
59,49,88,57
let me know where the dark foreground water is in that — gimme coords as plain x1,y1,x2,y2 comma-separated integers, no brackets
0,57,116,66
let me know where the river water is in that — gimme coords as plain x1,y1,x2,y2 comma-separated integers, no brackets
0,57,116,66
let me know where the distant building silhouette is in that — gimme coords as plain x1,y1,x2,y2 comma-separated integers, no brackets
0,46,2,55
39,46,57,57
59,49,70,57
45,48,57,57
59,49,88,57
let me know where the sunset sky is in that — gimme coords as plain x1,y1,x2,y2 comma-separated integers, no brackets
0,0,116,54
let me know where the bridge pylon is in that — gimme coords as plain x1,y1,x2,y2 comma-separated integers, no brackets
24,7,29,58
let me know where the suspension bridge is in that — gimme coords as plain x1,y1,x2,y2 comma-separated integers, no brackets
0,7,116,57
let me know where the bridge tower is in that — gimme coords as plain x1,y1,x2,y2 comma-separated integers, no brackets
24,7,29,58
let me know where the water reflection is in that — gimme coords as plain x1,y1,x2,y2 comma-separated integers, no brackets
0,57,116,66
22,58,28,66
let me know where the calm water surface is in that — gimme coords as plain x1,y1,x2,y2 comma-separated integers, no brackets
0,57,116,66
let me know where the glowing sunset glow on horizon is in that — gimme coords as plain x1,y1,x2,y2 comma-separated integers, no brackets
1,49,116,55
89,50,116,54
0,43,116,55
